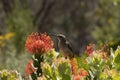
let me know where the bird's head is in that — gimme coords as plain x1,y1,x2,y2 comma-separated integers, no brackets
51,33,66,42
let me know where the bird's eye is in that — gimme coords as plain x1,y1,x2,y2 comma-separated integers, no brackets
58,36,63,38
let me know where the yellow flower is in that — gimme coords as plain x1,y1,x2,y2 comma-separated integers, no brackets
103,68,118,78
1,69,8,77
52,57,69,66
4,32,15,40
41,62,51,71
104,68,109,75
0,35,4,40
110,69,117,77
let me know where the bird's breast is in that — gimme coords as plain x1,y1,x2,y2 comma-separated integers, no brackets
58,42,73,58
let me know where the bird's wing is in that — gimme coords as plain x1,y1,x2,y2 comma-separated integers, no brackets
66,41,74,53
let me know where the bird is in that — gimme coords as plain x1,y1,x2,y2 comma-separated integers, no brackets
53,33,75,59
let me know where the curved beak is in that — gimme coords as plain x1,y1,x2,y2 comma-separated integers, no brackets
49,34,57,37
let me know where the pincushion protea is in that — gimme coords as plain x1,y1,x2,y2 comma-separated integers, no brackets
86,44,96,56
70,58,78,75
25,32,54,54
74,68,88,80
25,60,36,76
70,58,88,80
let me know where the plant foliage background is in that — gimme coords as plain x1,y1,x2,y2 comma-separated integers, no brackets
0,0,120,80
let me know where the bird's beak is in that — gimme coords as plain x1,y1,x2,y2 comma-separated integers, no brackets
50,33,60,37
49,33,58,38
49,33,65,38
49,34,56,37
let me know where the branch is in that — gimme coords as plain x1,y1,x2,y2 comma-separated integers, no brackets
0,0,14,16
38,0,55,28
33,0,47,25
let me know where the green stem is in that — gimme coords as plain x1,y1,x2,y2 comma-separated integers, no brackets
33,54,43,76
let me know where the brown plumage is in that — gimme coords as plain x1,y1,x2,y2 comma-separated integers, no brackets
55,34,74,59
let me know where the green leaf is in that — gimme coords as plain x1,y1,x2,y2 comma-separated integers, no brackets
76,57,89,70
31,73,37,80
58,62,71,80
62,74,71,80
113,49,120,63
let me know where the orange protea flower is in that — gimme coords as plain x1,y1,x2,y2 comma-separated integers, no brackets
78,68,88,77
25,60,36,76
25,32,54,54
70,58,88,80
70,58,78,75
86,44,95,56
74,68,88,80
74,74,82,80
